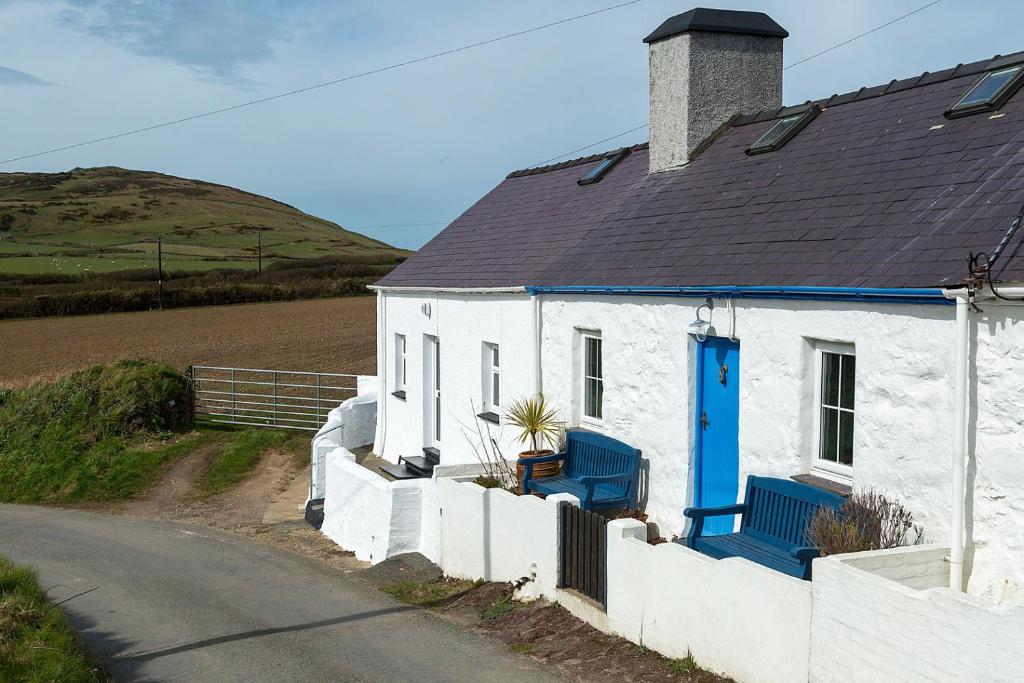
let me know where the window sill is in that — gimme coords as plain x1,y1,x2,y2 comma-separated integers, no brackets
477,411,500,425
391,390,406,400
792,472,852,498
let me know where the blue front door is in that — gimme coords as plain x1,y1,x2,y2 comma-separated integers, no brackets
695,337,741,535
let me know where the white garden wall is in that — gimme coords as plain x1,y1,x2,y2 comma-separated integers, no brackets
375,286,1024,599
811,545,1024,682
320,447,434,564
606,519,812,683
436,478,570,600
425,480,1024,683
310,375,378,500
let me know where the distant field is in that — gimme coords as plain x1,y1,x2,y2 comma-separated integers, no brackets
0,166,408,275
0,297,377,387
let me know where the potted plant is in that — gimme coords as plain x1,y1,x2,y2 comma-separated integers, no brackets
505,396,562,489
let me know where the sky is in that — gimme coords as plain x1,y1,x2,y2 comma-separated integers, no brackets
2,0,1023,250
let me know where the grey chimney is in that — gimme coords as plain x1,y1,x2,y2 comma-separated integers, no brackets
644,7,787,174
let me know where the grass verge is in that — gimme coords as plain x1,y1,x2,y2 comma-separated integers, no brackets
194,429,289,498
0,555,103,682
380,578,482,608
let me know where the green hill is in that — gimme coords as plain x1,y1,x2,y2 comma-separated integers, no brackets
0,167,407,275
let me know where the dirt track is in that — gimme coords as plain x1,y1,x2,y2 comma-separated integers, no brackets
0,296,376,387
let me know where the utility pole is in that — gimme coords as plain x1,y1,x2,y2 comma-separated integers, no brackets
257,229,263,276
157,236,164,310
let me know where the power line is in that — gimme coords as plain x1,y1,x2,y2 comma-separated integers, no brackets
536,123,649,166
535,0,943,167
783,0,943,71
0,0,650,166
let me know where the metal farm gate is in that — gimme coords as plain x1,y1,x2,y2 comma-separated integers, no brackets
558,502,609,608
191,366,358,431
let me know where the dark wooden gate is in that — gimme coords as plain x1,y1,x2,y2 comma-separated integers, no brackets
558,502,608,608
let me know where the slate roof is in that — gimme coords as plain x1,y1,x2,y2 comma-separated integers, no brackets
376,52,1024,290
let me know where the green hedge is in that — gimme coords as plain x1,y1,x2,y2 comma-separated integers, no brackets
0,277,375,319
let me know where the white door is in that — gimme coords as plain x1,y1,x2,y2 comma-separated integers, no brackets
424,336,441,448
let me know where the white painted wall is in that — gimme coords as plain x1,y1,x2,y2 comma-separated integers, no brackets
432,479,810,682
320,447,434,564
310,376,378,499
375,289,1024,599
437,478,572,599
811,545,1024,682
607,518,812,683
373,291,535,468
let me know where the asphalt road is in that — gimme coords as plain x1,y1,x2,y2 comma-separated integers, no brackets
0,505,563,683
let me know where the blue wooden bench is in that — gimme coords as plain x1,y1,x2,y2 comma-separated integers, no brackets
682,476,844,580
520,431,642,512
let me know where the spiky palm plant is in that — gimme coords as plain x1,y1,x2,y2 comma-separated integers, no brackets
504,396,560,454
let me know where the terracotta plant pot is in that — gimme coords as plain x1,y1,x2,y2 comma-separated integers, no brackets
516,449,558,494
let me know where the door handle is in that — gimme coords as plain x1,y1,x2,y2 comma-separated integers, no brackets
700,412,709,430
719,364,729,385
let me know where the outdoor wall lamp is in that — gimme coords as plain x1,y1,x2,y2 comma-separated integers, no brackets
687,298,714,341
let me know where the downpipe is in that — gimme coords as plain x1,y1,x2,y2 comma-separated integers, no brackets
947,292,969,592
532,292,543,396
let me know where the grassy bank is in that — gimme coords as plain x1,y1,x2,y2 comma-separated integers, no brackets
0,555,103,682
0,360,193,503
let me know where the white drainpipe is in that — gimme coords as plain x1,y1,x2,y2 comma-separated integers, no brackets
531,292,543,396
946,290,970,592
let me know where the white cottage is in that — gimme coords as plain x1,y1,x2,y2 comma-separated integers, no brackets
357,8,1024,602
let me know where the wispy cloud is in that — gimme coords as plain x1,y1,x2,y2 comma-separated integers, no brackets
59,0,294,85
0,66,50,86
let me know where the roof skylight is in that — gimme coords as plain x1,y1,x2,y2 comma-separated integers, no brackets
578,148,630,186
945,65,1024,118
745,105,820,155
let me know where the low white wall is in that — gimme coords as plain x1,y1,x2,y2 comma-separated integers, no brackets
810,545,1024,683
310,375,378,499
606,519,812,683
436,478,572,599
320,447,433,564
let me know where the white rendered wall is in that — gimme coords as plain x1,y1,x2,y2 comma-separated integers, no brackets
374,289,1024,599
310,376,378,499
539,295,955,546
436,478,570,600
607,518,812,683
373,291,535,467
811,545,1024,682
320,447,434,564
965,303,1024,603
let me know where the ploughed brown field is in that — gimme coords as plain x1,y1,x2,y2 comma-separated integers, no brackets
0,296,376,387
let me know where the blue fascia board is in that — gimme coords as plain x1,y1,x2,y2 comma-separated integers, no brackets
523,285,952,306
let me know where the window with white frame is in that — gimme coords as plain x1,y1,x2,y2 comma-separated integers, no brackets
814,343,855,474
394,333,407,396
483,342,500,413
581,332,603,421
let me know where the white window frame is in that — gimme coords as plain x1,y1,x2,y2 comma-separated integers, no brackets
580,331,603,425
394,333,407,395
811,340,855,482
482,342,500,413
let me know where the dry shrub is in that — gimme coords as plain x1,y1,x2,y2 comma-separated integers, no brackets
808,490,924,556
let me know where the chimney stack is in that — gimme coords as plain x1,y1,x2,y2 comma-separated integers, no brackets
644,7,787,174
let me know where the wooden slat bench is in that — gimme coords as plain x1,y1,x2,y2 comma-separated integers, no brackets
682,475,844,580
520,430,641,512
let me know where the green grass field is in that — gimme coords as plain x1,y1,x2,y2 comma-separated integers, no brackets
0,167,407,275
